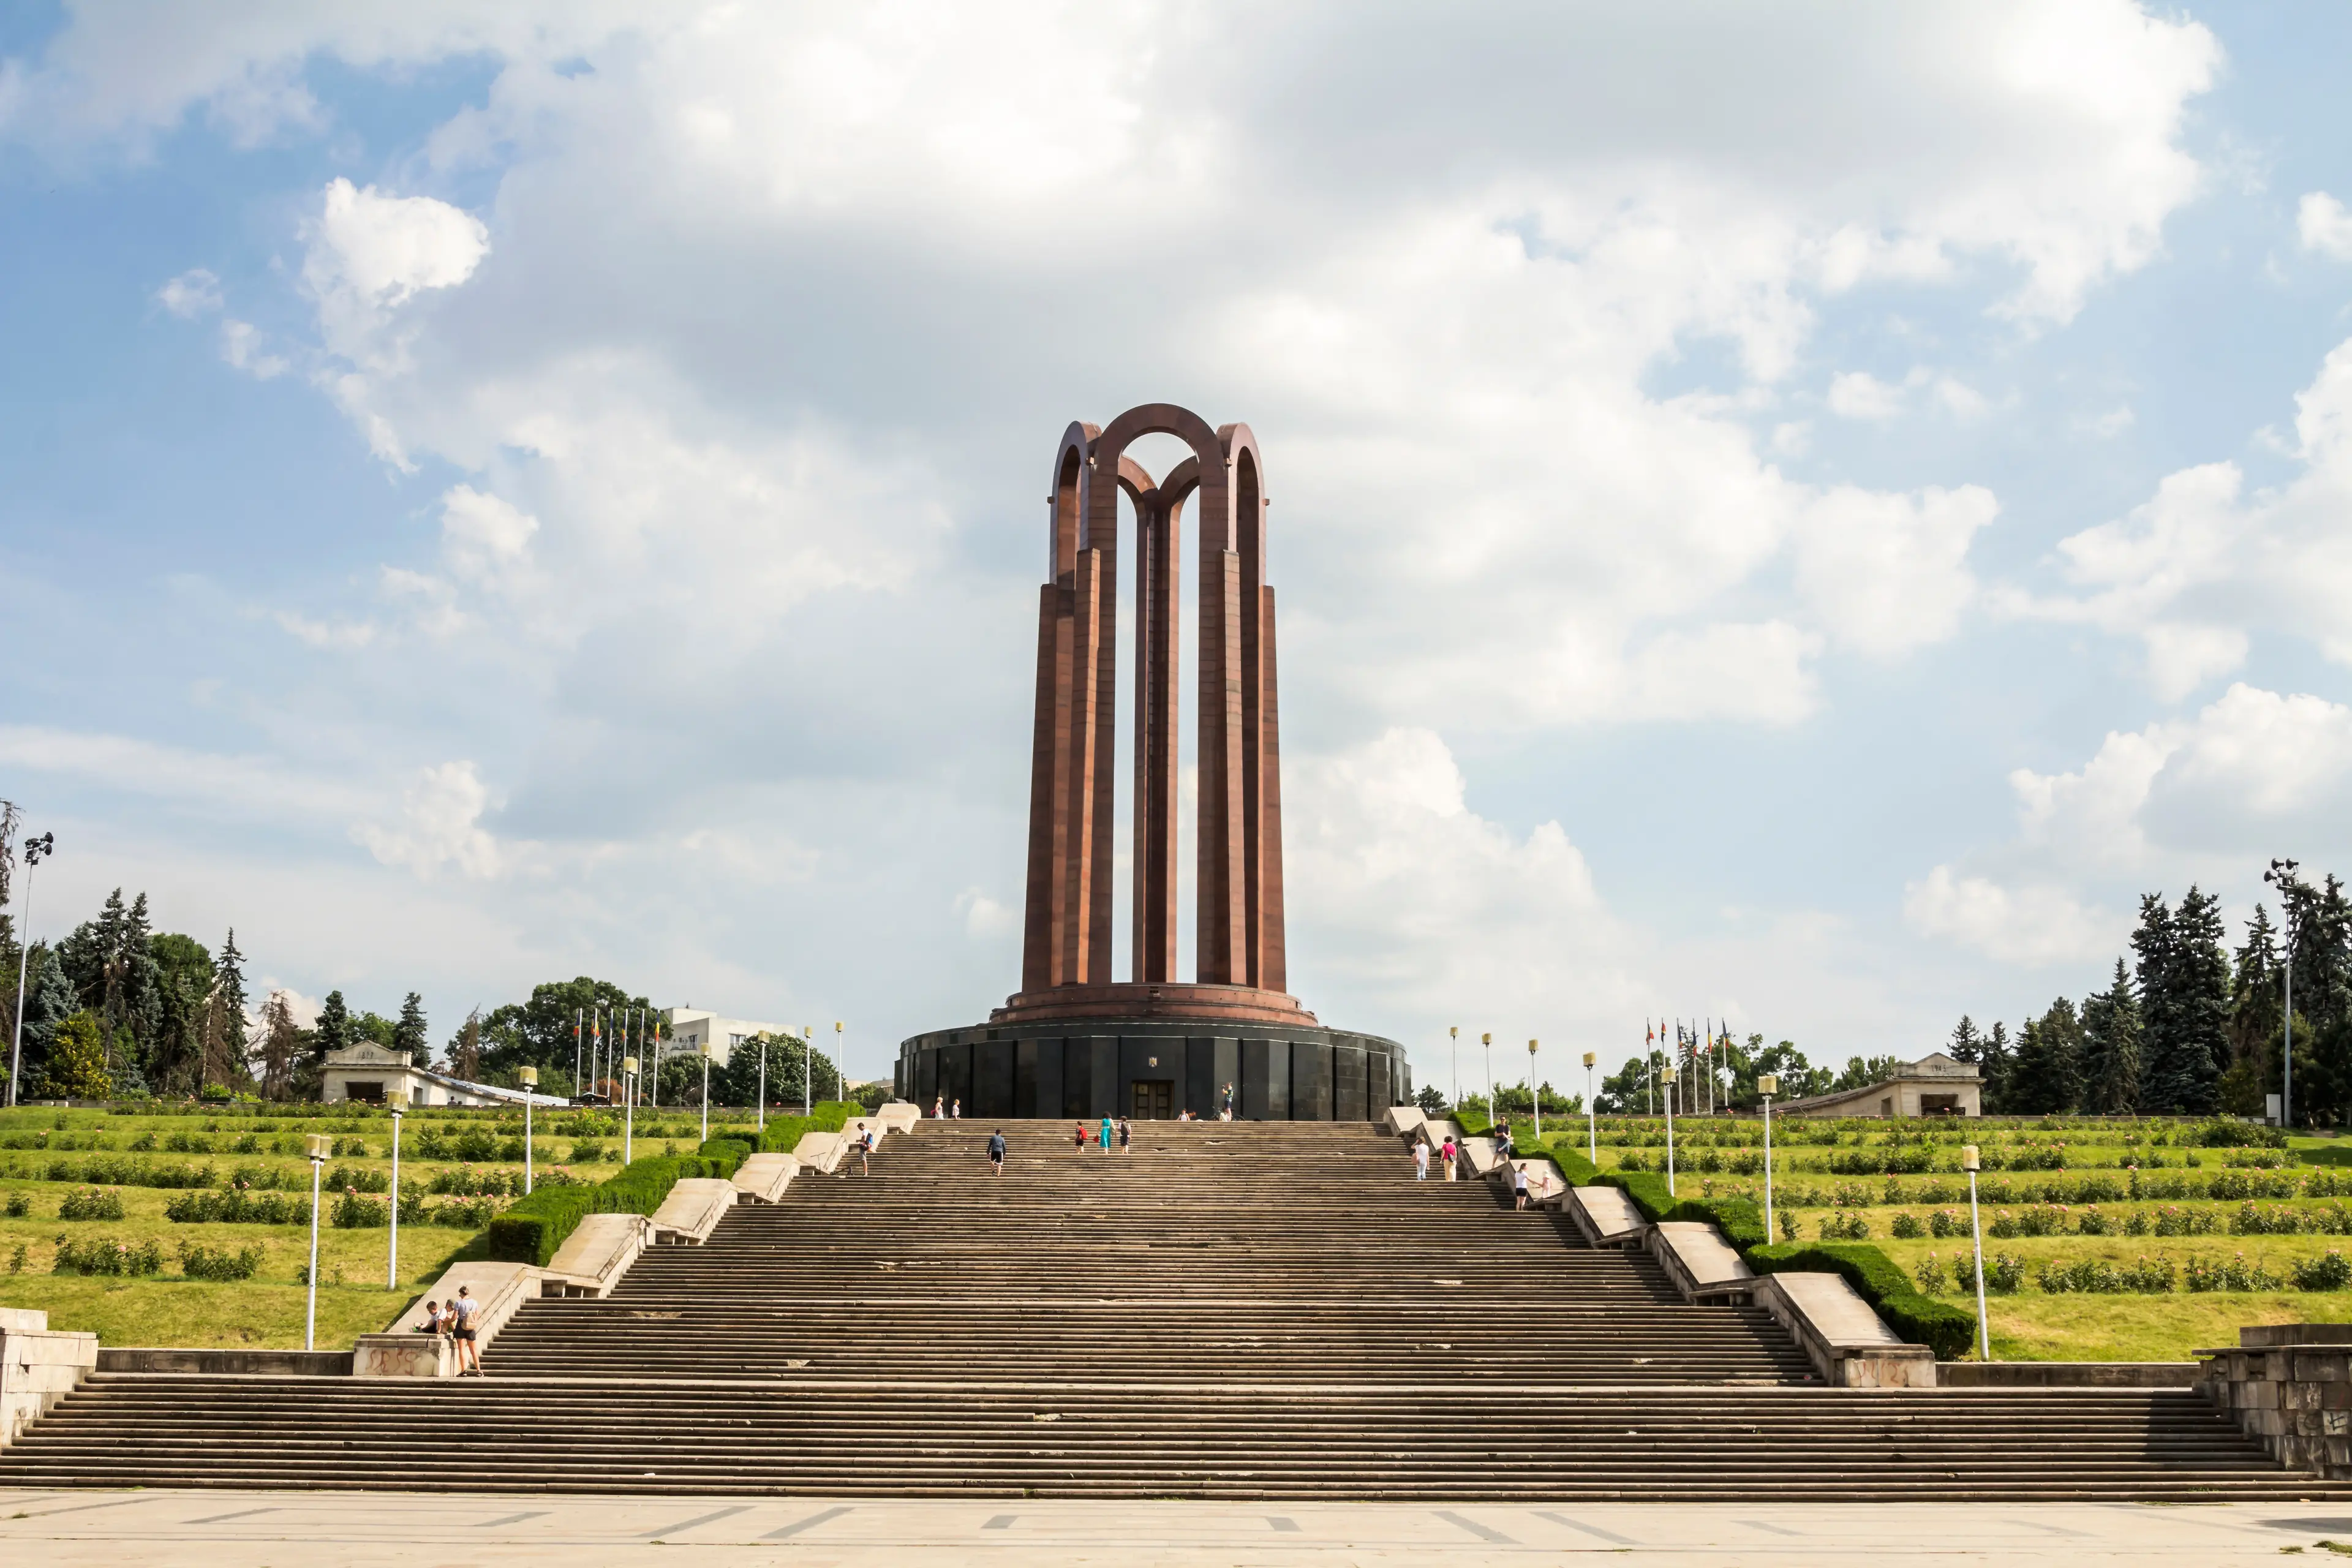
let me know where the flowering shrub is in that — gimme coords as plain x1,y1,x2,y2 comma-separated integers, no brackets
1816,1209,1869,1242
176,1241,263,1281
2183,1253,2284,1292
2152,1205,2220,1237
1890,1212,1925,1240
53,1235,164,1275
56,1186,126,1221
2075,1207,2116,1236
2291,1250,2352,1292
331,1188,388,1228
1929,1208,1966,1238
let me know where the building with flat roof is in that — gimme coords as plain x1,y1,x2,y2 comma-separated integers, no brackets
319,1040,568,1109
661,1008,783,1068
1775,1052,1981,1118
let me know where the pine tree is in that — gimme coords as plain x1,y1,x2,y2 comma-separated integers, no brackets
40,1010,112,1100
2229,903,2283,1101
393,992,428,1058
255,990,300,1100
202,930,250,1092
1978,1022,2012,1112
314,990,351,1065
2079,957,2143,1115
1948,1016,1983,1065
451,1008,481,1080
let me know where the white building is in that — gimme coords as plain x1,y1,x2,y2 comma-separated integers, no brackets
661,1008,785,1068
320,1041,568,1109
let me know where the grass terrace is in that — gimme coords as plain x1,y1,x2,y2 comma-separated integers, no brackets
1503,1110,2352,1362
0,1100,767,1347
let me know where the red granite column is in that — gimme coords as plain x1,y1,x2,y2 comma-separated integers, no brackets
1020,428,1091,993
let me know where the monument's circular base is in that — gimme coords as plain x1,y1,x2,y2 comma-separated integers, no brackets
897,1012,1409,1123
989,981,1317,1029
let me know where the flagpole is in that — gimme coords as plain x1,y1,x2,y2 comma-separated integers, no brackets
573,1009,582,1098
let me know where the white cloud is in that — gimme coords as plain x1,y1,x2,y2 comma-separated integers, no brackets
1828,370,1910,421
1826,366,1992,424
0,724,371,822
2300,192,2352,262
154,267,221,317
1902,865,2119,967
354,761,507,880
954,888,1016,941
305,176,488,308
218,318,288,379
1792,484,1996,657
2038,337,2352,695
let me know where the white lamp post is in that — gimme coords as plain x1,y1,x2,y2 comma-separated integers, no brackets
1526,1039,1540,1141
1663,1079,1677,1198
803,1025,815,1115
833,1021,845,1106
1964,1142,1991,1362
1480,1032,1493,1127
518,1066,538,1194
386,1104,404,1291
1449,1025,1458,1109
756,1035,767,1137
1757,1073,1777,1245
1582,1052,1597,1166
699,1042,712,1143
303,1133,330,1351
622,1057,637,1164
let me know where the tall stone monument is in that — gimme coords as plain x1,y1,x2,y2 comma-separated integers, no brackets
899,405,1408,1120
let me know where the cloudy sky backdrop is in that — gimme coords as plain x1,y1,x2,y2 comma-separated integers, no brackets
4,2,2351,1085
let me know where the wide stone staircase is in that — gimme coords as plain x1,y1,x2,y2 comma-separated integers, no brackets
0,1118,2333,1499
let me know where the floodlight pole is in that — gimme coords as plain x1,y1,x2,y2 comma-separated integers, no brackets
1664,1079,1677,1198
756,1036,767,1136
7,832,51,1109
699,1044,712,1143
1757,1074,1778,1245
622,1058,637,1164
518,1066,538,1194
2268,858,2301,1129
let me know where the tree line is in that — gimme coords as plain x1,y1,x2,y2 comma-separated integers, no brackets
1956,875,2346,1123
1,883,857,1107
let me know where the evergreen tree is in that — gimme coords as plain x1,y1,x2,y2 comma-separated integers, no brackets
255,990,300,1100
1947,1016,1983,1065
2079,957,2143,1115
393,992,428,1058
2008,997,2084,1114
313,990,351,1065
9,948,76,1096
1978,1022,2012,1112
2228,903,2283,1102
2137,887,2234,1114
40,1010,112,1100
202,930,249,1092
450,1008,482,1080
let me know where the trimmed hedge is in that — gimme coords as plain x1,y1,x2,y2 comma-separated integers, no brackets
755,1101,857,1155
484,1140,752,1267
1531,1129,1977,1359
1748,1242,1976,1361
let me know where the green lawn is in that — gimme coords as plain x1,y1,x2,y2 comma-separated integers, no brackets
0,1102,769,1348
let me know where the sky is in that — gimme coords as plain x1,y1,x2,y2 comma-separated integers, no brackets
4,1,2352,1088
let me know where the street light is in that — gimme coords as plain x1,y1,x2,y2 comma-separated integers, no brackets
621,1057,638,1164
699,1042,714,1142
1757,1073,1778,1245
1480,1033,1492,1126
1449,1025,1459,1110
755,1035,768,1137
518,1067,538,1194
803,1025,815,1116
386,1104,404,1291
834,1020,845,1106
1963,1142,1990,1362
7,830,54,1109
1582,1052,1597,1166
1526,1039,1540,1140
2266,858,2302,1129
303,1133,330,1351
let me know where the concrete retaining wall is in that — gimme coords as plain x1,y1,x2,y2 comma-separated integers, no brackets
1,1308,98,1450
1940,1360,2198,1387
96,1348,355,1376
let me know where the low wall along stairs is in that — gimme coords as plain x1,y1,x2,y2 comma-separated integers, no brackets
0,1119,2337,1499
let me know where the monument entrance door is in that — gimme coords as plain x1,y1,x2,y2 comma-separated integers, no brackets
1131,1080,1174,1120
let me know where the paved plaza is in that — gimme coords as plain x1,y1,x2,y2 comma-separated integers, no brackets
7,1488,2352,1564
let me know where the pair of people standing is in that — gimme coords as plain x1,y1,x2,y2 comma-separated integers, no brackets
418,1286,482,1375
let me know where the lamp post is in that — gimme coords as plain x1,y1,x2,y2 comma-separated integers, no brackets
1582,1052,1597,1166
1663,1079,1677,1198
7,830,53,1109
621,1057,637,1163
386,1104,404,1291
1526,1039,1540,1141
1480,1032,1492,1126
1757,1073,1777,1246
303,1133,330,1351
699,1042,713,1142
756,1035,768,1136
1964,1142,1991,1362
2266,858,2301,1129
803,1025,815,1115
1449,1025,1459,1109
833,1020,845,1106
518,1066,538,1194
